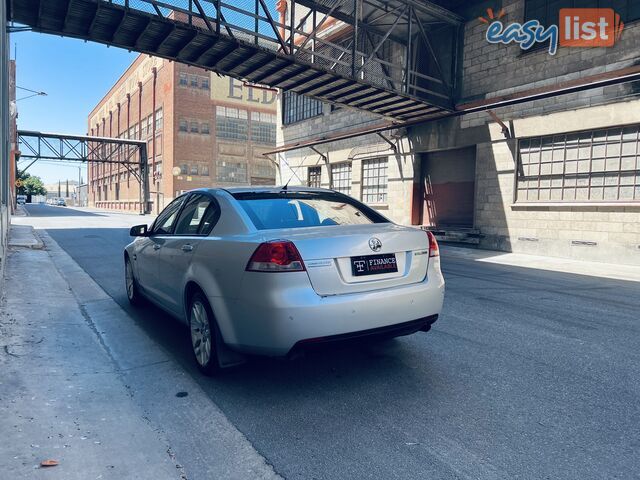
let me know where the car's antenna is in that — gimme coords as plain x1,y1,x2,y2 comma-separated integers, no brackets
281,177,292,191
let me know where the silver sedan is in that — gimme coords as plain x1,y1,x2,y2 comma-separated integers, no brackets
124,187,445,374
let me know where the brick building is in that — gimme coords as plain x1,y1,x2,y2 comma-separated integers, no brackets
276,0,640,266
87,55,277,213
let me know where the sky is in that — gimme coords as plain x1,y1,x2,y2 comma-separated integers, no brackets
12,32,137,184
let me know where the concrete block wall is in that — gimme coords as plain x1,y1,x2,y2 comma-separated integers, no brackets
461,0,640,128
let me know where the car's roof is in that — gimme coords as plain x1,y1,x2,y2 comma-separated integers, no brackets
189,186,338,195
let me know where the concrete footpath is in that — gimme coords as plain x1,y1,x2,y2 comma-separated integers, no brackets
0,224,280,479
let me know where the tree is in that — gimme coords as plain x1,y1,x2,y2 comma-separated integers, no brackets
17,171,47,196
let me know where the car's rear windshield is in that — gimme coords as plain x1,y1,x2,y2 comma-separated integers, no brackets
232,191,388,230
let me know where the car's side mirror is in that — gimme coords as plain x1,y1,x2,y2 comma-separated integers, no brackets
130,224,149,237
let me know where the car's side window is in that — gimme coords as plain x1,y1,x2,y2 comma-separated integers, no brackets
152,196,185,235
174,194,214,235
198,201,221,235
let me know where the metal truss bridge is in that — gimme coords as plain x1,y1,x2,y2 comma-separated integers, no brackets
8,0,462,122
17,130,151,213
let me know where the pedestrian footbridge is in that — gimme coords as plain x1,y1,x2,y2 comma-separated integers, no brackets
8,0,462,121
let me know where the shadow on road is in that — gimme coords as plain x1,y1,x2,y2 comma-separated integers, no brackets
25,204,108,218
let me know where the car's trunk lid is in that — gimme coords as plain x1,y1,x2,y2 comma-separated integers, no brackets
263,223,430,296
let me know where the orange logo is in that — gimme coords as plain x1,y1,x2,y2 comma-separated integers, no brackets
559,8,624,47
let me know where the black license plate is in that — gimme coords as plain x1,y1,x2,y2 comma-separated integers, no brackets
350,253,398,277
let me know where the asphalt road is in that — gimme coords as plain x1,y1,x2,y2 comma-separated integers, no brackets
24,203,640,480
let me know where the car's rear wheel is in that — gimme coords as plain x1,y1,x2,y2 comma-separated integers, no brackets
189,292,221,376
125,257,141,305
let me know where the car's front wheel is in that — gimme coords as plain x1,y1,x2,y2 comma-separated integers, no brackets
125,257,142,306
189,292,221,376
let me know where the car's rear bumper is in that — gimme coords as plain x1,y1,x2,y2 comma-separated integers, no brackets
211,268,445,356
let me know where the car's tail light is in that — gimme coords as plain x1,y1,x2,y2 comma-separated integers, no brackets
426,231,439,257
246,241,306,272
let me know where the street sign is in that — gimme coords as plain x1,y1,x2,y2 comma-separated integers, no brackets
15,179,23,188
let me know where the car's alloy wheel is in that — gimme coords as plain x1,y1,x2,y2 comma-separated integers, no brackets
125,258,140,305
189,292,220,375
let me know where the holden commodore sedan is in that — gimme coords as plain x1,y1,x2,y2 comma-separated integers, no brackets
124,187,444,374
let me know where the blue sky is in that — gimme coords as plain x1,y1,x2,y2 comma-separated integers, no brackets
12,32,136,184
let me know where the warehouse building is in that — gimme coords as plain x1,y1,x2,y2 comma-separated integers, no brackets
275,0,640,266
87,55,278,212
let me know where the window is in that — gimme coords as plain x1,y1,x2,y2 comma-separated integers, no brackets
174,194,216,235
250,112,277,144
362,158,388,204
283,91,323,125
155,108,163,131
179,73,188,86
202,165,210,176
190,121,199,134
152,196,185,234
190,165,199,175
146,115,153,137
179,119,188,132
190,75,198,87
525,1,640,29
517,125,640,202
232,191,387,230
308,166,321,188
216,106,248,140
201,77,210,90
216,160,247,183
331,162,352,195
201,122,210,135
180,164,188,175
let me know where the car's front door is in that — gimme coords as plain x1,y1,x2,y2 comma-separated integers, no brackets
154,193,220,316
138,195,186,303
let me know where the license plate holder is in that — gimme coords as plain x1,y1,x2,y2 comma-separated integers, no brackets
350,253,398,277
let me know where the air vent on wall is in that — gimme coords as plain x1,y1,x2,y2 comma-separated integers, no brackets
518,237,539,242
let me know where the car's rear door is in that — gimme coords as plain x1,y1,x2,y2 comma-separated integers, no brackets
154,193,220,315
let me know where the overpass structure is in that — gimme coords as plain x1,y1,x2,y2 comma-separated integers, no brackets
17,130,151,213
7,0,462,122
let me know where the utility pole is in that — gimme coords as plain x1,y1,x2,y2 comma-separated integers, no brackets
57,180,61,197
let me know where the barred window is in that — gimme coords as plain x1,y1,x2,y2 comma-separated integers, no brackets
190,75,198,87
179,119,188,132
216,106,248,140
517,125,640,202
331,162,352,195
525,0,640,26
308,166,321,188
202,165,210,176
190,165,199,175
179,73,188,86
190,121,199,134
155,108,163,131
217,160,247,183
201,77,210,90
282,91,323,125
201,122,210,135
180,164,188,175
362,158,388,204
250,112,277,144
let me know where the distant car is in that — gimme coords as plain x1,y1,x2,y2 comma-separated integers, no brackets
56,198,66,206
124,187,445,375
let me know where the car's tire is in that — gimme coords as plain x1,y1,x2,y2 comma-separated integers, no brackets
189,292,221,376
125,257,142,306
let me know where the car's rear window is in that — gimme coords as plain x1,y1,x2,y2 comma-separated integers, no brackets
232,192,388,230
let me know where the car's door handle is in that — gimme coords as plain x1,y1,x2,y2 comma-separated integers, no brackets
153,244,162,250
181,244,193,252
